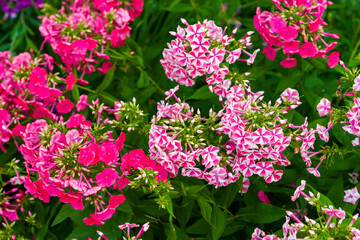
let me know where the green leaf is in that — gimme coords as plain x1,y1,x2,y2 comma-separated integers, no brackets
164,223,177,240
51,204,73,227
236,203,285,223
332,123,353,146
187,85,216,100
185,185,207,195
176,199,195,229
326,175,344,207
96,64,116,92
71,85,80,102
210,206,226,240
165,195,175,218
137,71,150,88
185,219,210,235
197,198,212,224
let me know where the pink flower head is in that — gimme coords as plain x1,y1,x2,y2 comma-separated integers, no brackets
316,124,330,142
201,145,221,169
269,16,287,33
299,42,318,58
96,168,119,187
280,88,300,105
66,114,86,128
65,129,80,145
344,187,360,205
115,132,126,151
263,45,277,61
76,94,88,112
97,62,114,74
291,180,306,201
279,26,298,42
316,98,331,117
328,52,340,68
99,142,119,165
280,58,297,68
65,72,75,91
353,74,360,92
57,99,74,114
28,67,47,93
78,143,100,166
108,194,126,208
258,190,271,204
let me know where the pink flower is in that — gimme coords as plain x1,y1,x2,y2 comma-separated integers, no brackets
280,58,297,68
269,16,287,33
283,40,300,54
291,180,306,201
279,26,298,42
299,42,318,58
66,114,86,128
258,190,271,204
328,52,340,68
99,142,119,165
201,145,221,169
353,74,360,91
344,188,360,205
96,168,119,187
115,132,126,151
316,98,331,117
78,143,100,166
262,45,277,61
28,67,47,93
76,94,88,112
316,124,330,142
97,62,114,74
57,99,74,114
108,194,126,208
65,72,75,91
65,129,80,145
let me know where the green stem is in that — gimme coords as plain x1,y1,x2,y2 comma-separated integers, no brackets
75,84,116,103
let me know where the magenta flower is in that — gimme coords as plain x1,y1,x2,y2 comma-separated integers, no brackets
280,58,297,68
57,99,74,114
99,142,119,165
344,188,360,205
299,42,318,58
96,168,119,187
258,190,271,204
279,26,298,42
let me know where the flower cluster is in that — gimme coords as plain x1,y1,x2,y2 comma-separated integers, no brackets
40,0,143,74
0,51,65,152
17,98,163,225
254,0,343,68
252,180,360,240
160,18,259,87
149,82,330,190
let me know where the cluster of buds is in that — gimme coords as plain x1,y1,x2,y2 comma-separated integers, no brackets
252,180,360,239
39,0,143,74
17,98,164,225
0,50,67,152
160,18,259,87
108,98,146,132
254,0,343,69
